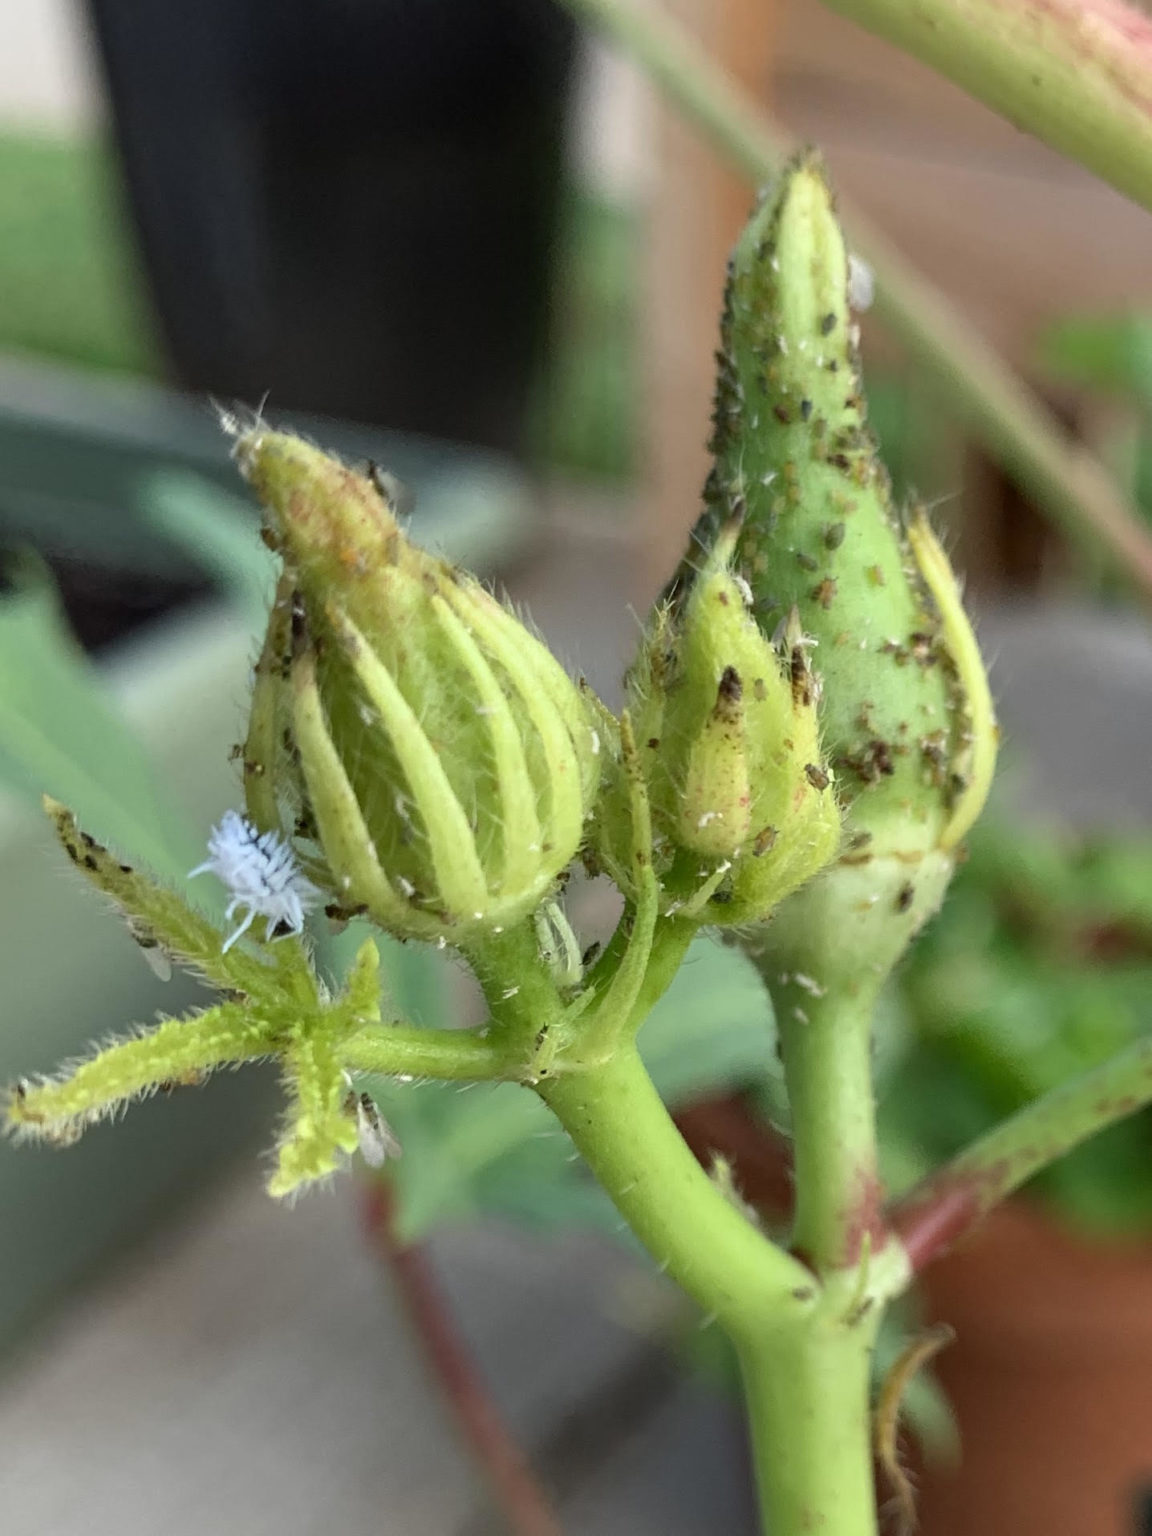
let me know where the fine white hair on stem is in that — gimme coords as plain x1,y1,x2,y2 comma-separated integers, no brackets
190,810,319,952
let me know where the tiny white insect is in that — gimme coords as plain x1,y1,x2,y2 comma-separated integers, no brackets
189,810,319,952
847,253,875,312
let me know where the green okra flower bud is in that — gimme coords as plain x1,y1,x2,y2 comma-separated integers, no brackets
234,429,600,947
591,521,840,926
670,153,996,983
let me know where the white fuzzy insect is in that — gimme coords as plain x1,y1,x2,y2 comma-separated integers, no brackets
189,811,319,952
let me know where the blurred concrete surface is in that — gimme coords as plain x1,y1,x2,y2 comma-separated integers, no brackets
0,1166,752,1536
978,602,1152,827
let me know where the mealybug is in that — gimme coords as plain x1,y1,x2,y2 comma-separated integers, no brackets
190,811,318,952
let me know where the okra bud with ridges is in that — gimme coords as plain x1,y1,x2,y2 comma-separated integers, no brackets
591,520,840,926
234,430,601,947
671,154,996,984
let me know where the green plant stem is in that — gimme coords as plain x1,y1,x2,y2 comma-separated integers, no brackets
818,0,1152,214
890,1031,1152,1270
542,1046,896,1534
738,1313,881,1536
539,1046,811,1332
776,980,883,1273
557,0,1152,601
624,914,696,1030
338,1024,514,1080
465,921,568,1048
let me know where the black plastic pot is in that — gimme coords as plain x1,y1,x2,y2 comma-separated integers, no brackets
85,0,576,454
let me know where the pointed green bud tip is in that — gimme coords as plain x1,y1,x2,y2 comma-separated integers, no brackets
232,427,600,946
674,150,998,984
593,529,840,926
680,150,996,865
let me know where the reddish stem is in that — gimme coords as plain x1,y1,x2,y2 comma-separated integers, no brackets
886,1178,991,1275
361,1182,565,1536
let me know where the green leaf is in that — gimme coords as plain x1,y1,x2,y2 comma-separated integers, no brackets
0,559,198,875
640,936,775,1103
1036,312,1152,406
140,470,275,628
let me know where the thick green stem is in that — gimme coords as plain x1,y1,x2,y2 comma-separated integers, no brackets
338,1024,516,1081
891,1030,1152,1270
557,0,1152,601
819,0,1152,215
739,1310,881,1536
542,1038,895,1536
539,1047,811,1335
464,921,567,1053
777,981,884,1273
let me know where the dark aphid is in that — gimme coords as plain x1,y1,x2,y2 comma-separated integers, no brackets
753,825,778,857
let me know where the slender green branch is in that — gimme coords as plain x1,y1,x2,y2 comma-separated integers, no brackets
557,0,1152,600
818,0,1152,215
890,1032,1152,1272
579,714,661,1058
775,980,884,1274
624,915,696,1032
338,1024,522,1082
539,1047,813,1337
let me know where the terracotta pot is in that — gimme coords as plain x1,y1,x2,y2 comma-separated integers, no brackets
916,1200,1152,1536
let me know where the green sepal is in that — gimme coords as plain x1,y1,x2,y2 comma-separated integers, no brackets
593,533,840,926
43,798,314,998
269,1026,360,1199
7,1004,272,1145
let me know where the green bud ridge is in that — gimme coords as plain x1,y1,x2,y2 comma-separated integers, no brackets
596,526,840,926
234,429,601,944
677,151,993,865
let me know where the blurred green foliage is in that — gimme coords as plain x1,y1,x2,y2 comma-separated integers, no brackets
0,555,197,877
0,132,159,375
1038,311,1152,560
532,191,639,483
1039,312,1152,407
882,821,1152,1236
